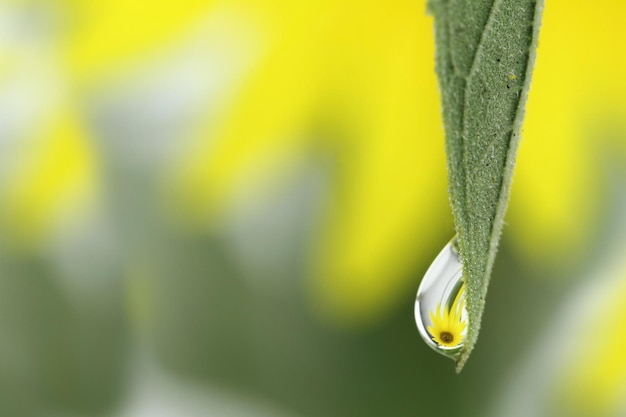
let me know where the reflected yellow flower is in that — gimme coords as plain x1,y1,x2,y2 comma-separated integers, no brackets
428,284,466,348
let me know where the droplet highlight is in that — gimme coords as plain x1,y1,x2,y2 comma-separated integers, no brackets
414,236,467,359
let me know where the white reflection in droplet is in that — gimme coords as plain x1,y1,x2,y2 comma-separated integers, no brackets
414,236,468,359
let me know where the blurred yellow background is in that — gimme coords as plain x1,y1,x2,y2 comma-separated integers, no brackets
0,0,625,416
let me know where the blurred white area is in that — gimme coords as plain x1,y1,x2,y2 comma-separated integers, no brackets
111,352,298,417
0,3,64,172
222,158,330,292
0,0,266,246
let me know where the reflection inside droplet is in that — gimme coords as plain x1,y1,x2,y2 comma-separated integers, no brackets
414,236,467,359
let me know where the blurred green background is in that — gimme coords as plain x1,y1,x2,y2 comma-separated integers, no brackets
1,0,625,416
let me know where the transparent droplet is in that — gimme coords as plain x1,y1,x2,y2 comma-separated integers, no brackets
414,236,468,359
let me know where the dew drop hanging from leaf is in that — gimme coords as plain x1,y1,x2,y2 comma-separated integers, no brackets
425,0,543,370
414,236,467,360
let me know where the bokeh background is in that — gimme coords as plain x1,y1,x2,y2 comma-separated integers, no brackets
1,0,626,416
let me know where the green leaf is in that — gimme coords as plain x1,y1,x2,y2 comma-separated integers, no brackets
428,0,544,372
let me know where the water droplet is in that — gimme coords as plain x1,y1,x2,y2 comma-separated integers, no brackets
414,236,468,359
